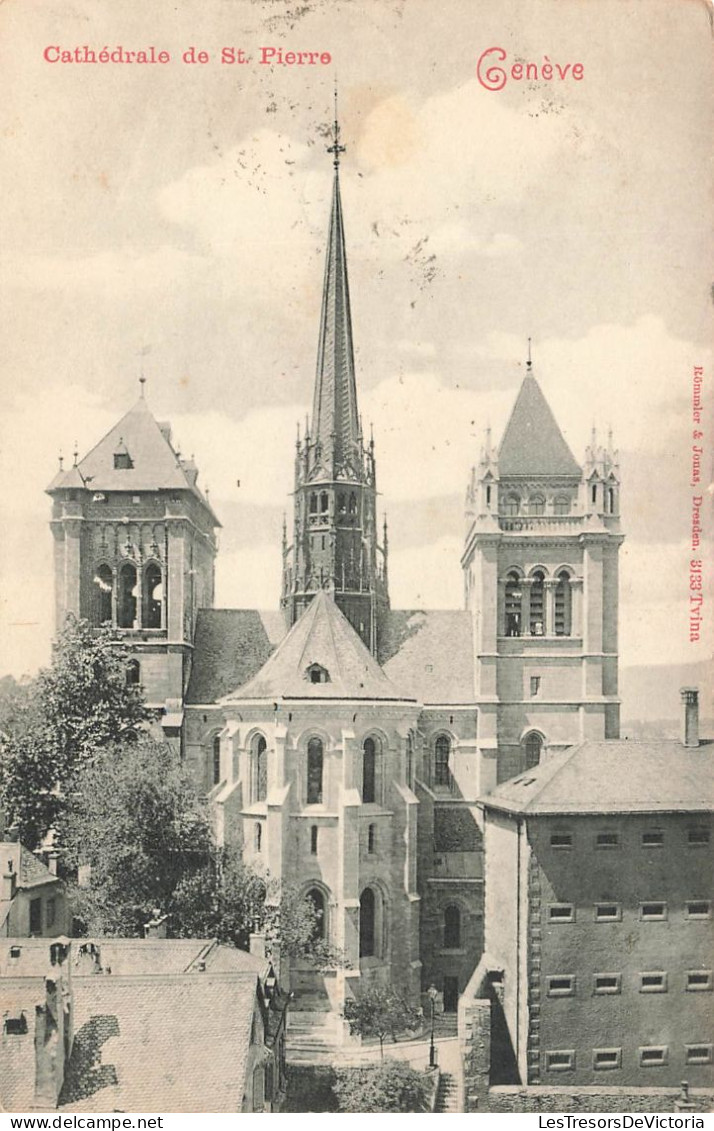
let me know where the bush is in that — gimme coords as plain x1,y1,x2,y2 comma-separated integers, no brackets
333,1059,431,1113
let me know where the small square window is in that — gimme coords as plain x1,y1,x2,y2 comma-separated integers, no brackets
594,903,621,922
640,971,667,993
596,832,619,848
550,833,573,849
545,1050,575,1072
686,970,712,992
642,830,664,847
686,1044,712,1065
688,827,710,845
3,1015,27,1035
594,973,621,995
548,904,575,923
686,900,711,919
9,946,22,960
593,1048,622,1070
547,975,575,997
640,902,667,921
639,1046,668,1067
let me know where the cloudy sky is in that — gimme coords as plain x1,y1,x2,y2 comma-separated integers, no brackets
0,0,711,683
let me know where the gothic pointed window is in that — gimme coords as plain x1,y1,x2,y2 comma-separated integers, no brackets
444,905,461,949
606,487,615,514
359,887,376,957
363,737,377,803
555,570,572,636
349,492,357,515
309,493,318,515
94,564,113,625
524,732,543,769
117,563,138,628
505,571,522,637
530,571,545,635
143,563,162,629
320,492,329,514
338,493,346,515
306,887,326,941
252,734,268,803
434,734,451,789
504,495,520,516
212,735,221,786
529,495,545,516
368,823,376,854
307,737,323,804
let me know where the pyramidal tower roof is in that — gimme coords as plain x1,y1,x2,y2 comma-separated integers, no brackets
498,370,581,478
225,591,412,701
310,122,361,471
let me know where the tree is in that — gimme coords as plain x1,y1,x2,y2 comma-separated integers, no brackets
63,737,211,936
263,881,343,970
343,986,422,1057
171,851,267,949
0,615,148,847
332,1060,431,1113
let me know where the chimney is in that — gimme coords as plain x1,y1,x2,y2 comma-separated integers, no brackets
680,687,699,748
249,932,267,959
1,857,17,902
144,910,168,939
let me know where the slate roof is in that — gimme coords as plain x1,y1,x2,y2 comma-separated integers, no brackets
481,739,714,816
0,842,61,890
59,973,260,1112
380,610,475,703
498,373,581,478
224,591,413,702
46,397,220,523
186,609,286,704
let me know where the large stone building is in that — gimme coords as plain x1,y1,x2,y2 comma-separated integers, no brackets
45,131,624,1028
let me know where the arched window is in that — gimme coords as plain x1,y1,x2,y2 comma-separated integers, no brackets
606,487,615,514
363,737,377,803
337,493,346,515
349,492,357,515
524,732,543,769
434,735,451,788
252,734,267,803
254,823,262,853
359,887,376,957
368,823,376,854
212,735,221,786
554,496,570,516
310,825,318,855
530,571,545,635
504,495,520,516
554,571,572,636
117,563,138,628
320,492,329,513
529,495,545,516
307,738,323,804
505,571,522,637
306,887,325,941
94,565,113,625
143,563,162,629
444,905,461,949
309,493,317,515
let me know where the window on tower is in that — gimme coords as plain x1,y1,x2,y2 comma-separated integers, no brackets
349,492,357,515
307,737,324,804
143,562,163,629
504,495,520,516
434,734,451,789
362,737,378,803
337,493,346,515
309,493,317,514
117,563,138,629
554,570,572,636
505,571,522,636
529,495,545,516
530,571,545,635
252,733,268,803
93,564,114,625
320,492,329,513
554,496,570,516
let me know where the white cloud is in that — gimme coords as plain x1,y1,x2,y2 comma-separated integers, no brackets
389,536,463,610
215,544,281,611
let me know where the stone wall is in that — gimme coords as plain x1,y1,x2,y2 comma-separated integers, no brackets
486,1085,713,1114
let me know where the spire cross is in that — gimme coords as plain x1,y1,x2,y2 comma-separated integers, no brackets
326,82,345,169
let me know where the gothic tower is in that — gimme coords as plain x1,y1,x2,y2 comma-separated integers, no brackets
47,389,220,733
280,119,389,655
462,351,623,782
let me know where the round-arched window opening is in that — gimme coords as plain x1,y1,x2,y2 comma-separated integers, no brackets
306,887,326,941
94,565,113,625
359,887,376,957
117,563,138,629
143,563,162,629
363,737,377,803
307,737,323,804
524,732,543,769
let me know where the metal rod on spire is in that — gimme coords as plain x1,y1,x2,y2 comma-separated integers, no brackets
326,78,345,170
527,337,532,369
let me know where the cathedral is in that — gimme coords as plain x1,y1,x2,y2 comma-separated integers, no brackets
46,127,623,1024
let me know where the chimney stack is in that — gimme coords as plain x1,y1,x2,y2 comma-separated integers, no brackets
680,687,699,748
1,857,17,902
144,910,168,939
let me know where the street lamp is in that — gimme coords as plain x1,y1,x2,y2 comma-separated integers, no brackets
427,984,438,1068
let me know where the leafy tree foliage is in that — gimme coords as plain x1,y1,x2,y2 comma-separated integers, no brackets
333,1060,431,1113
263,881,343,970
0,616,147,847
64,737,211,936
343,986,422,1057
171,851,266,949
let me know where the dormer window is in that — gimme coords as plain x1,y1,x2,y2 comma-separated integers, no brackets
306,663,330,684
113,439,133,470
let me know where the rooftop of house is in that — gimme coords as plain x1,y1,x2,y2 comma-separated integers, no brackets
480,738,714,816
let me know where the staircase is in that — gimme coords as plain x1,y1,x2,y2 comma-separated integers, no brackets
286,1008,344,1065
433,1012,458,1039
434,1072,460,1113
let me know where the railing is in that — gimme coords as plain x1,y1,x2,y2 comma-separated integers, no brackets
500,515,584,533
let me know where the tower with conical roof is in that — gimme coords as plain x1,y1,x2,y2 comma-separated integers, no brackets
462,347,623,782
280,110,388,655
46,388,220,735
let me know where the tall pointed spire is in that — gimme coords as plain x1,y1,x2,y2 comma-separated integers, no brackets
310,88,360,476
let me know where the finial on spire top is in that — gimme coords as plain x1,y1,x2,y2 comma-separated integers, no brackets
527,336,532,370
72,441,78,467
139,374,146,398
58,452,64,471
326,79,345,170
